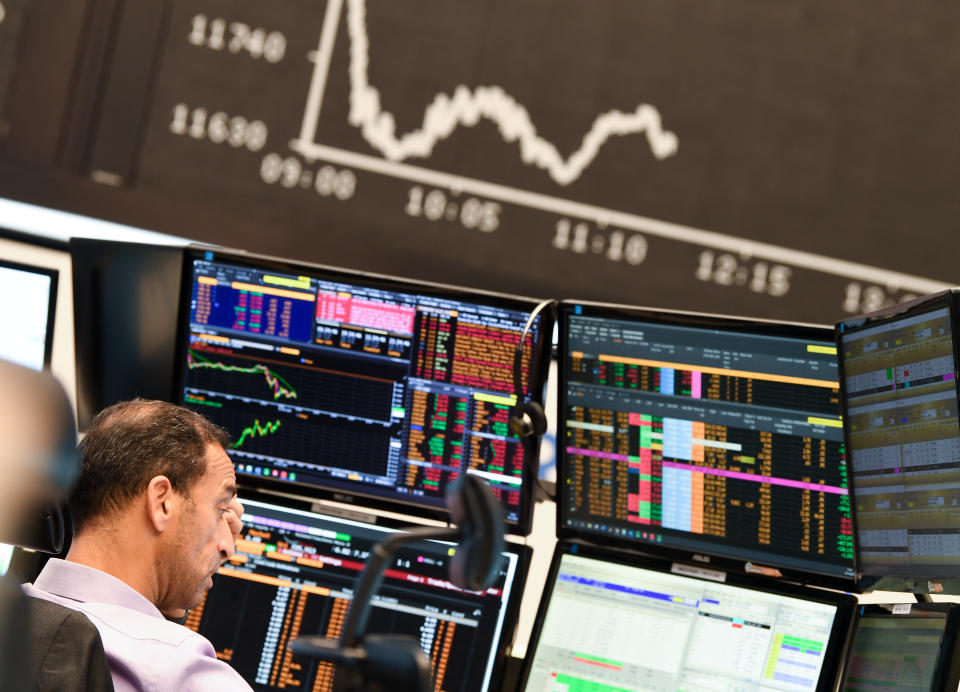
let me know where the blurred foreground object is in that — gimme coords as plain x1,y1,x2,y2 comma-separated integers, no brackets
0,358,113,691
0,358,77,551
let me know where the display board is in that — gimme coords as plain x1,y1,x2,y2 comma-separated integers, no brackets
1,1,958,324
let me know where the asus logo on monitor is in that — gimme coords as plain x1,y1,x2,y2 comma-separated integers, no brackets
691,554,711,563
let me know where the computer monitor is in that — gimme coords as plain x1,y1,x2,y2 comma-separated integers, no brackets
519,542,856,692
841,603,960,692
837,290,960,585
0,258,57,371
184,498,529,691
558,301,854,584
175,247,552,534
0,544,13,578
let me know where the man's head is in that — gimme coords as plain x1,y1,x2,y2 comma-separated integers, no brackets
69,399,238,611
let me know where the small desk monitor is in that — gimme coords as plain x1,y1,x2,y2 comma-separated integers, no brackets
842,603,960,692
519,542,856,692
0,258,57,371
0,544,13,577
184,498,529,691
558,301,854,584
837,290,960,586
175,247,552,534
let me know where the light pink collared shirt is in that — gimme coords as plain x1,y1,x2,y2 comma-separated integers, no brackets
23,558,251,692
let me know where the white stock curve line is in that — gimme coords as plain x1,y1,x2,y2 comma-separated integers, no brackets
302,0,678,186
293,0,953,292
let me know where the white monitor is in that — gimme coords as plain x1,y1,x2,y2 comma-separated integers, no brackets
521,544,856,692
0,544,13,577
0,259,56,370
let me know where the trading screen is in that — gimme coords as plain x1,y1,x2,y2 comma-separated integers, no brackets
843,613,948,692
184,499,524,691
178,250,549,529
839,297,960,577
0,260,55,371
523,551,842,692
560,304,854,580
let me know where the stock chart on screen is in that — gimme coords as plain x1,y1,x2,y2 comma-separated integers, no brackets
177,248,551,532
558,302,854,582
184,499,527,691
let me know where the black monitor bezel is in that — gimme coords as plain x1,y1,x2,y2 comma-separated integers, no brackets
835,289,960,587
841,602,960,692
0,257,58,370
230,494,534,692
174,244,554,535
517,539,858,692
556,299,856,588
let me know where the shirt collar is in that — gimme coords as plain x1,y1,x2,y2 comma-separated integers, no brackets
33,558,163,619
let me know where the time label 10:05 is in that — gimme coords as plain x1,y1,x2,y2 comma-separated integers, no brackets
404,186,501,232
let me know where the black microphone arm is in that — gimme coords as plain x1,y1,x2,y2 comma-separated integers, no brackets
288,475,505,692
289,525,460,692
338,525,460,649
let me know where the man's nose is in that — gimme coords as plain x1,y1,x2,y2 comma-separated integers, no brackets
217,520,236,561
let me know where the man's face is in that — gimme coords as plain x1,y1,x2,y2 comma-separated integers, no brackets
159,443,237,612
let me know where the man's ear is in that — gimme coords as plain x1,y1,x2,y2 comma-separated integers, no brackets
146,475,175,532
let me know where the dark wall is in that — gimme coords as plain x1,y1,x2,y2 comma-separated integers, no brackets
1,0,956,324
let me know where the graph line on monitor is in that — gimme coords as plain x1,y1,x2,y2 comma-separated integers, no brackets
233,419,283,449
188,349,299,401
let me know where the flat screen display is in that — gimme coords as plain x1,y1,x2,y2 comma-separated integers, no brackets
843,609,953,692
0,544,13,578
175,247,552,533
0,259,56,371
838,291,960,579
520,544,854,692
559,301,854,582
184,498,528,691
